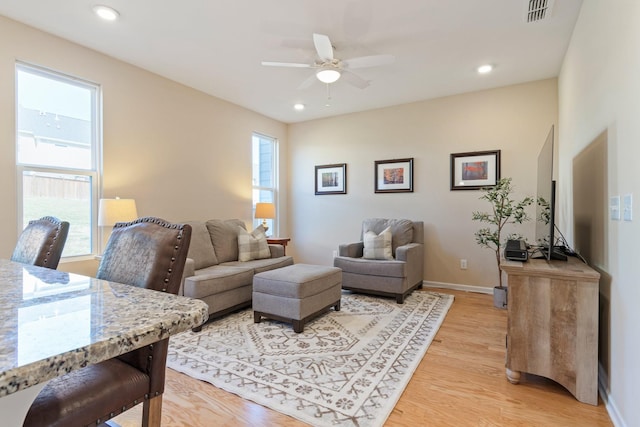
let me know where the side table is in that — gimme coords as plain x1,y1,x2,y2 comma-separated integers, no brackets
267,237,291,255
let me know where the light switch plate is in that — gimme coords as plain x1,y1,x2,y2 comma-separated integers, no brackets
623,193,633,221
610,196,621,221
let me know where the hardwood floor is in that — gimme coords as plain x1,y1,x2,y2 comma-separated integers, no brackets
112,289,612,426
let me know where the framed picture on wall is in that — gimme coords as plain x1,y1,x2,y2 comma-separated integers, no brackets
374,158,414,193
450,150,501,190
315,163,347,195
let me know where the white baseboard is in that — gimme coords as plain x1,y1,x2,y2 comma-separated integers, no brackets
422,280,493,295
598,363,626,427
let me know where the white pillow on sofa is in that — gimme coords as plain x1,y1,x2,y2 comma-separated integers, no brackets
363,226,393,260
238,225,271,262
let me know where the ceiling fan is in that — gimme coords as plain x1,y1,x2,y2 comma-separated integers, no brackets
261,33,394,89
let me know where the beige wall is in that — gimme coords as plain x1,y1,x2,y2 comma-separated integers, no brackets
2,5,631,425
0,16,288,273
287,79,558,289
559,1,640,425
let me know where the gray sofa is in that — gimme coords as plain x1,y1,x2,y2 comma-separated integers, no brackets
333,218,424,303
180,219,293,328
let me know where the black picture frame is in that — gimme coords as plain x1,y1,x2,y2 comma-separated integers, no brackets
450,150,501,190
374,158,414,193
315,163,347,195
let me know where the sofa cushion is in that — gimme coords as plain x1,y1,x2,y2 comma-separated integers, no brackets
222,255,294,274
362,218,414,256
363,226,393,260
206,219,246,263
238,225,271,262
185,221,218,269
184,266,254,299
333,256,406,278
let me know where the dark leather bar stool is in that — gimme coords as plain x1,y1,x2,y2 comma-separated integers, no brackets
23,217,192,427
11,216,69,269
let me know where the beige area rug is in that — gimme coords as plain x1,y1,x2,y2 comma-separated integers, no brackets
167,291,454,427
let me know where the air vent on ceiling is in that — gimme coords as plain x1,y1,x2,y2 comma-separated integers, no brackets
525,0,555,23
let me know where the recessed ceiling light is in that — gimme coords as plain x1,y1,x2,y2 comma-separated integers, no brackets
477,64,493,74
294,103,305,111
93,5,120,21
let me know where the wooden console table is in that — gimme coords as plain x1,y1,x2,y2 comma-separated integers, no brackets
500,257,600,405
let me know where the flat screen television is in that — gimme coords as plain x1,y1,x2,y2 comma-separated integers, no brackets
535,125,567,261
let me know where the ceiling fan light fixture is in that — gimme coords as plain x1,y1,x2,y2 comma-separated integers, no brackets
316,68,341,84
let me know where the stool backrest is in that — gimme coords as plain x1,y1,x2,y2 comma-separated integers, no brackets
97,216,192,295
11,216,70,269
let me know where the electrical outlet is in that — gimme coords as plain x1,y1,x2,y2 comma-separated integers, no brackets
460,259,468,269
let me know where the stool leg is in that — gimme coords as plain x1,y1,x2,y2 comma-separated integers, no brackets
142,395,162,427
293,320,304,333
254,312,262,323
335,300,341,311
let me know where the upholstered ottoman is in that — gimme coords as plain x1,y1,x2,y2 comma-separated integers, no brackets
253,264,342,333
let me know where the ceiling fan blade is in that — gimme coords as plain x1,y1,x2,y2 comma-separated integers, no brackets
341,70,370,89
297,72,318,90
342,54,395,69
261,61,312,68
313,33,334,61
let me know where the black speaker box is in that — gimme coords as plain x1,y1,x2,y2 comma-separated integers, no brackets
505,239,528,261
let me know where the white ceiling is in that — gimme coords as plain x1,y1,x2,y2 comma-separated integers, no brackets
0,0,583,124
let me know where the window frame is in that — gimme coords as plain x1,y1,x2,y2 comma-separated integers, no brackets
251,132,279,235
15,62,102,261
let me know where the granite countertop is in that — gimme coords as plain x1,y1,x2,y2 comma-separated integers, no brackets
0,259,209,397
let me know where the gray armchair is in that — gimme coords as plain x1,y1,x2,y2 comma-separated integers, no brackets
333,218,424,303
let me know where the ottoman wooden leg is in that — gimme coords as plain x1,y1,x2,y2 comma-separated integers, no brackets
334,300,341,311
293,319,304,333
254,312,262,323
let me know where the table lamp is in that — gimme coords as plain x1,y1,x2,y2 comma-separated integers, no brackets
254,202,275,234
98,197,138,254
98,197,138,226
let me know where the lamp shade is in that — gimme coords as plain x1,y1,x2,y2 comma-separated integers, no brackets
254,202,275,219
98,198,138,226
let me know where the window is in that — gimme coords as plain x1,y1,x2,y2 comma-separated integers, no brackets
252,133,278,234
16,63,101,258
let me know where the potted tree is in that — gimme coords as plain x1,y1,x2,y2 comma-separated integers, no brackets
472,178,533,309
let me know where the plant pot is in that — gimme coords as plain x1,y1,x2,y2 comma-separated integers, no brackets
493,286,508,309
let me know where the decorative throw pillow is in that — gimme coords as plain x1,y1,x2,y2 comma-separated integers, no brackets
185,221,218,269
206,219,246,263
237,225,271,262
363,226,393,260
362,218,413,257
